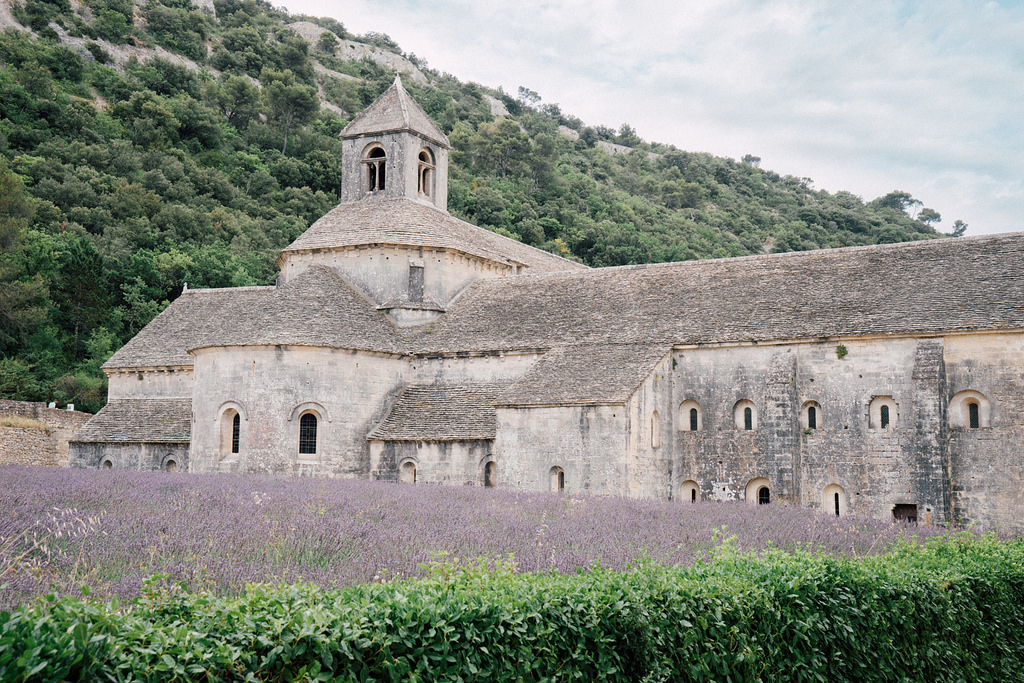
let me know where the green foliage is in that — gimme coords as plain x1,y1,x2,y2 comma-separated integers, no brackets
2,535,1023,681
836,344,848,360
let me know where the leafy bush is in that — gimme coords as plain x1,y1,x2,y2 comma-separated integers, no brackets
2,535,1022,682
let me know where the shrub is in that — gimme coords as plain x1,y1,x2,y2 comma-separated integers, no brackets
1,536,1023,682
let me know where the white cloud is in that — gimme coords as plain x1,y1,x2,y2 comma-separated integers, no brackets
282,0,1024,234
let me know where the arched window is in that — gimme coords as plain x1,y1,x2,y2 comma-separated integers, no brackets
417,149,434,197
679,400,701,432
298,412,318,455
220,408,242,460
101,458,113,469
484,461,496,488
681,479,699,503
550,466,565,493
949,390,991,429
823,484,846,516
364,146,386,192
734,400,757,431
800,401,822,431
651,410,660,448
400,460,416,484
745,477,769,506
164,459,177,472
869,396,898,430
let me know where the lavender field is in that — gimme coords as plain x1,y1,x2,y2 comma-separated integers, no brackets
0,465,952,609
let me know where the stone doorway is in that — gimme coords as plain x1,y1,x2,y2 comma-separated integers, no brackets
892,503,918,523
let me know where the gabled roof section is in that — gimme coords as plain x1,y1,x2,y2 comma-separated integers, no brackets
341,75,450,148
409,232,1024,354
498,345,670,407
368,383,511,441
104,286,276,369
104,266,400,369
72,399,191,443
281,196,586,275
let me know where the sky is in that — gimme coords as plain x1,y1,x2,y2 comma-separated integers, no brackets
280,0,1024,235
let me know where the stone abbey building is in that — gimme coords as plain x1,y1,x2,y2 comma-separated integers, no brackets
70,78,1024,531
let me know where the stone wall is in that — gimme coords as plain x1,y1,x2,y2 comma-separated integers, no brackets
495,404,629,495
369,439,493,486
70,442,189,471
189,345,406,476
0,400,93,467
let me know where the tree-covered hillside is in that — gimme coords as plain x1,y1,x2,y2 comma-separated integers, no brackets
0,0,953,412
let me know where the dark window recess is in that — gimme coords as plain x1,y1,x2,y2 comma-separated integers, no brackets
299,413,318,455
690,408,698,431
969,402,980,429
834,492,840,516
744,407,753,431
880,405,890,428
557,469,564,492
690,488,696,503
484,461,496,488
758,486,770,505
366,147,386,191
893,503,918,523
231,413,240,454
408,264,424,303
808,406,817,429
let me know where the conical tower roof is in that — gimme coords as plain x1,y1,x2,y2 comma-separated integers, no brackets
341,75,450,148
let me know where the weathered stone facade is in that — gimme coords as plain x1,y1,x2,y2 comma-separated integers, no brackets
70,78,1024,531
0,400,92,467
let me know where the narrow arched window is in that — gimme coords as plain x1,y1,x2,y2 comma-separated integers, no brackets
968,402,980,429
298,413,317,455
880,405,890,429
689,408,698,432
807,406,817,430
484,461,496,488
231,413,240,454
744,407,753,431
758,486,770,505
365,146,386,192
417,149,434,197
550,466,564,492
691,488,696,503
834,492,840,516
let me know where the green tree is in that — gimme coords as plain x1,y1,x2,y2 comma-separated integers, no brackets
261,68,319,154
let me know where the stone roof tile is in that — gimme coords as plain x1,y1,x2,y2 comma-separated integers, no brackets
281,196,585,274
368,383,510,440
498,345,670,406
71,399,191,443
341,76,450,147
410,233,1024,354
105,266,399,368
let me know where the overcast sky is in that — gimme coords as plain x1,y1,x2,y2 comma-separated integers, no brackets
281,0,1023,235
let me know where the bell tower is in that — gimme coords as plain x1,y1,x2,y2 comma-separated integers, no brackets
339,76,450,211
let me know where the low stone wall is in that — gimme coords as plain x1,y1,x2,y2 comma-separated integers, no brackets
0,400,93,467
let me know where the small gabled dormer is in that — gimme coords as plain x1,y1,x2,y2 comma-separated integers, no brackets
340,75,451,211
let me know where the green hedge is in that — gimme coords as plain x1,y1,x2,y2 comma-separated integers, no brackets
3,535,1024,682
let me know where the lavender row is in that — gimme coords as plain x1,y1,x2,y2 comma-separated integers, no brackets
0,465,954,609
